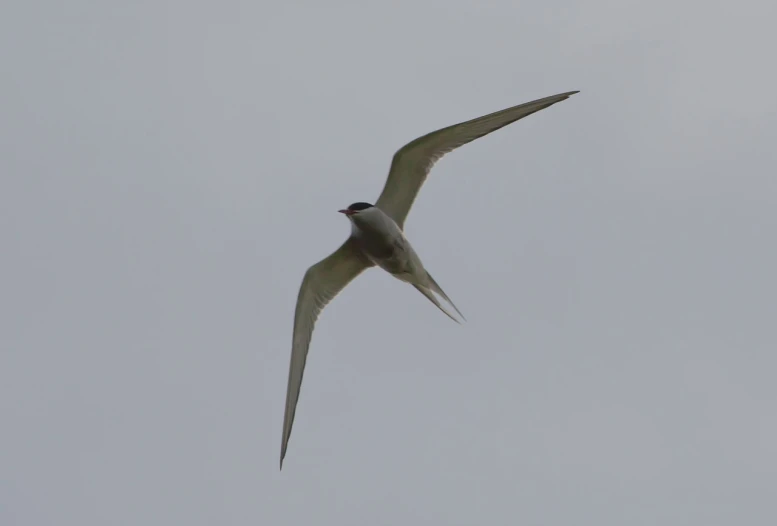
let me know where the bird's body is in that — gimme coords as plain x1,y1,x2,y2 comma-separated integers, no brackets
280,90,579,468
350,206,421,281
349,205,463,322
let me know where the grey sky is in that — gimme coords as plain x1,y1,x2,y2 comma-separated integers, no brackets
2,0,776,524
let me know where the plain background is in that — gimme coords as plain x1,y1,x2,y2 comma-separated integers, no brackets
2,1,776,524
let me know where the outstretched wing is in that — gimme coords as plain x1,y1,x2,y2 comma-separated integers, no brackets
376,91,579,228
280,238,372,469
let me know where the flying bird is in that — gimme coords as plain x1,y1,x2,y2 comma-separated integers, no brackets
280,90,579,468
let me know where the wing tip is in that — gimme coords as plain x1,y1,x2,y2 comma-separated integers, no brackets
558,90,580,99
280,433,289,470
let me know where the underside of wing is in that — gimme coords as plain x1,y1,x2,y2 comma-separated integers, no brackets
375,91,579,227
280,238,372,469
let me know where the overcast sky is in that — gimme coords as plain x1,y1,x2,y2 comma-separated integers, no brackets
2,1,776,524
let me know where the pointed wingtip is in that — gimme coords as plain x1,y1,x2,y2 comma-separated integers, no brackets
554,90,580,100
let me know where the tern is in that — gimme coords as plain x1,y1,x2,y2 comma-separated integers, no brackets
280,90,578,468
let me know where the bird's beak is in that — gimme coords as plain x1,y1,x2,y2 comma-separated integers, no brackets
338,209,355,216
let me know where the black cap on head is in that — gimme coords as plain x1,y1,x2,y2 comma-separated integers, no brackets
347,202,374,211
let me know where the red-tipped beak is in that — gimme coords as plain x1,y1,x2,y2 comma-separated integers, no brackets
338,209,355,216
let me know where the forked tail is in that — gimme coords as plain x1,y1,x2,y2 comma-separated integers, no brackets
425,272,466,321
412,284,461,323
410,271,465,323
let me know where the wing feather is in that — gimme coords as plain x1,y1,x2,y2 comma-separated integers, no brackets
280,238,372,468
375,91,579,227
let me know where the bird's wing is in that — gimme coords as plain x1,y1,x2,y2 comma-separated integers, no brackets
280,237,372,469
375,91,579,228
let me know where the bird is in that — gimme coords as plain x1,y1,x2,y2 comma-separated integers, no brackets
280,90,579,468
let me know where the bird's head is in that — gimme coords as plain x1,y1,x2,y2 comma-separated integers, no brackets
338,202,374,218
